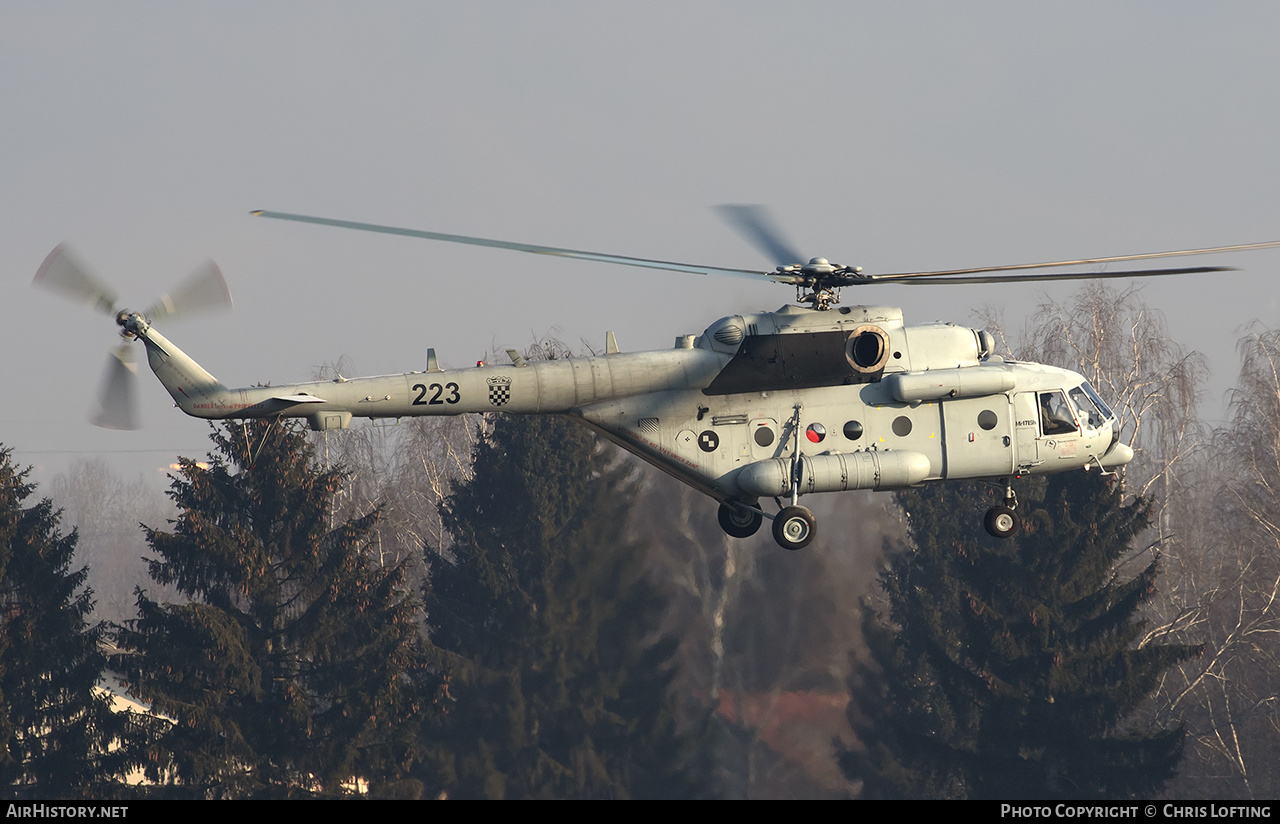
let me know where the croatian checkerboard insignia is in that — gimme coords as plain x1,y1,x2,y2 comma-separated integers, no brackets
487,375,512,407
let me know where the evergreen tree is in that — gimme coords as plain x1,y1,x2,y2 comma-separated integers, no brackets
113,420,433,798
842,472,1197,799
0,447,133,797
420,415,694,799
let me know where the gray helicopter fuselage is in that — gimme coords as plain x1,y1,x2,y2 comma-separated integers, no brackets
45,211,1256,547
131,302,1130,505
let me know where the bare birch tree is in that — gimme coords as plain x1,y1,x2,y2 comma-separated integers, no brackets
1147,328,1280,798
983,282,1206,505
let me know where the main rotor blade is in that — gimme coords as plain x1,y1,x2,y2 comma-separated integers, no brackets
871,240,1280,281
252,210,772,280
142,260,233,323
92,344,139,430
714,204,806,266
865,265,1235,286
33,244,118,315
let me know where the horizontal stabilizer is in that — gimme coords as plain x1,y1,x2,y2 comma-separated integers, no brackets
271,394,327,404
239,394,329,415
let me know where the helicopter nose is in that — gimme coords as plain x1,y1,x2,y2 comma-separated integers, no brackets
1098,441,1134,469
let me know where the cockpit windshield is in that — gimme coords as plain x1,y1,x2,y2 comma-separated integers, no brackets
1069,382,1113,429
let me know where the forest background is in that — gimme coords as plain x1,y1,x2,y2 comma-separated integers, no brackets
6,284,1279,798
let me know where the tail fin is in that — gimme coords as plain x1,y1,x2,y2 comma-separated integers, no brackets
134,323,226,404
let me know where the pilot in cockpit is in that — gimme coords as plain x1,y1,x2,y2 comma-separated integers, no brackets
1039,390,1078,437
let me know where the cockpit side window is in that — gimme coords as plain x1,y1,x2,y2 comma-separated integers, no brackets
1038,390,1079,436
1080,382,1114,421
1069,385,1106,429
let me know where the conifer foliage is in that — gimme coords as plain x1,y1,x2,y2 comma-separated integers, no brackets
421,415,691,798
843,472,1197,799
0,448,131,797
114,420,428,798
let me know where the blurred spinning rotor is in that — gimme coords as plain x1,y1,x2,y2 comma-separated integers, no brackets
33,244,232,429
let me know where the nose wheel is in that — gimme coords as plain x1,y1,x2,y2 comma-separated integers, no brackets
984,481,1020,539
984,505,1018,539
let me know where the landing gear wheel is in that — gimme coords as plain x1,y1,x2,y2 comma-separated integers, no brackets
772,505,816,551
718,502,763,538
984,505,1018,539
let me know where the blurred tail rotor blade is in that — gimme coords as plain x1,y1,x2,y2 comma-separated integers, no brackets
715,204,806,267
33,244,119,315
92,344,139,430
143,260,233,323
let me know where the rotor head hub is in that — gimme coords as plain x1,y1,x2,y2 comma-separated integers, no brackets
114,310,147,337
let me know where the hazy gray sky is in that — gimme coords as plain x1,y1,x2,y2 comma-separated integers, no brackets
5,2,1279,488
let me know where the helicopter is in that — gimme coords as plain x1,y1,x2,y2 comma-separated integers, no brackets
33,209,1280,549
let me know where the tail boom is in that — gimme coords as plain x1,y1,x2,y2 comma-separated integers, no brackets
128,315,727,430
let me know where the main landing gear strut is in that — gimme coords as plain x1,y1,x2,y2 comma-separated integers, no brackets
717,500,816,551
717,403,818,551
721,478,1021,549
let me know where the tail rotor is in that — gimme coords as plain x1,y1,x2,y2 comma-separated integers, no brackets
33,243,119,316
33,245,232,429
92,343,140,430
